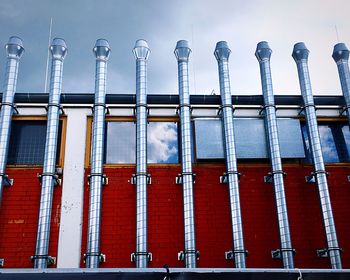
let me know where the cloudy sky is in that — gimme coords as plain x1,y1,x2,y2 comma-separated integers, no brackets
0,0,349,95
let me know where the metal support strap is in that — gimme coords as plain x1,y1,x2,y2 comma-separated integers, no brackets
259,104,277,116
45,103,65,115
131,251,152,262
0,173,13,187
298,104,316,116
0,102,19,114
225,250,249,260
30,255,56,266
175,172,196,185
178,250,200,261
217,104,235,116
175,103,193,115
131,172,151,185
87,173,108,186
133,103,150,116
83,252,106,263
264,170,287,183
91,103,110,115
305,170,329,183
220,171,241,184
317,247,343,258
37,172,61,186
339,105,350,116
271,248,296,260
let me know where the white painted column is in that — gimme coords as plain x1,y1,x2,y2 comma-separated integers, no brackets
57,108,90,268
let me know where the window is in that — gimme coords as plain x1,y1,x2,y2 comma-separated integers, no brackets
7,120,63,165
194,118,305,160
104,121,179,164
302,122,350,163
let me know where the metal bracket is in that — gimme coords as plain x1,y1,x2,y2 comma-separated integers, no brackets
38,172,61,186
131,252,152,262
30,255,56,266
298,104,317,116
305,170,329,184
220,171,241,184
271,248,296,260
131,173,151,185
264,170,287,183
339,105,349,116
347,175,350,182
133,104,150,116
0,258,4,267
45,103,65,115
0,173,14,187
87,173,108,186
176,172,196,185
83,252,106,263
91,103,110,115
316,247,343,258
175,104,193,115
225,250,248,260
259,104,277,116
178,250,200,261
0,102,19,114
217,105,235,116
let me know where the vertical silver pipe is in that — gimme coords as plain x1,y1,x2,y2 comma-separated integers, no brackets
292,42,342,269
214,41,246,268
34,38,67,268
0,36,24,205
133,39,150,268
174,40,197,268
86,39,111,268
332,43,350,126
255,41,294,269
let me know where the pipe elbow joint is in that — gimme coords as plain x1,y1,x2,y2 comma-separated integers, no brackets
292,42,309,62
133,39,150,60
5,36,24,59
174,40,191,62
332,43,349,62
93,39,111,61
214,41,231,61
255,41,272,61
50,38,67,61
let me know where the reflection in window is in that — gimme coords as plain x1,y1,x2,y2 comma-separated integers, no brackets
105,122,136,164
148,122,178,163
302,123,350,163
8,120,62,165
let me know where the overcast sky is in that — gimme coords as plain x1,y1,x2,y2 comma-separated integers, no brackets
0,0,349,95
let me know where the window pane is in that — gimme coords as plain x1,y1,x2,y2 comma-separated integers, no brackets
7,120,62,165
105,122,136,164
148,122,178,163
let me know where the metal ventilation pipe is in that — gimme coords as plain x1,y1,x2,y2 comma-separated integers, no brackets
174,40,197,268
214,41,246,268
292,42,342,269
34,38,67,269
133,39,151,268
0,36,24,205
332,43,350,126
85,39,111,268
255,41,294,269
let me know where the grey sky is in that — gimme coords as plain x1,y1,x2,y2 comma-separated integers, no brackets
0,0,349,95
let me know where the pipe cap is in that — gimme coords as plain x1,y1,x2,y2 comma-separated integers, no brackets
133,39,150,60
214,41,231,61
255,41,272,61
174,40,191,62
5,36,24,59
332,43,349,62
292,42,309,62
93,39,111,61
50,38,67,61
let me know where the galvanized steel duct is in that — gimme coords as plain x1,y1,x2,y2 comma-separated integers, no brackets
0,36,24,205
292,42,342,269
332,43,350,126
85,39,111,268
133,39,150,268
174,40,197,268
255,41,294,269
214,41,246,268
34,38,67,268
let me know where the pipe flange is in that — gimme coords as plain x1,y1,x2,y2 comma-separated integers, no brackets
83,252,106,263
220,171,241,184
0,102,19,114
0,173,13,187
225,249,248,260
217,104,235,116
30,255,56,266
316,247,343,258
271,248,296,259
131,251,152,262
38,172,61,186
264,170,287,183
87,173,108,186
178,250,200,261
175,172,196,185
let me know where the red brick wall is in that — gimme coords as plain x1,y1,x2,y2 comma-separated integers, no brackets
0,168,62,268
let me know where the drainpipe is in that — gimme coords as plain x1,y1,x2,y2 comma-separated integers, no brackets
132,39,151,268
85,39,111,268
214,41,246,268
292,42,342,269
332,43,350,127
34,38,67,268
0,36,24,205
174,40,198,268
255,41,294,269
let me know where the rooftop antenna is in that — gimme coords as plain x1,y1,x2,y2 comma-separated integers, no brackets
44,18,53,93
335,25,340,43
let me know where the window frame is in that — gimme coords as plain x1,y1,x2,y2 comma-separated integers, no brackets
7,115,67,168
